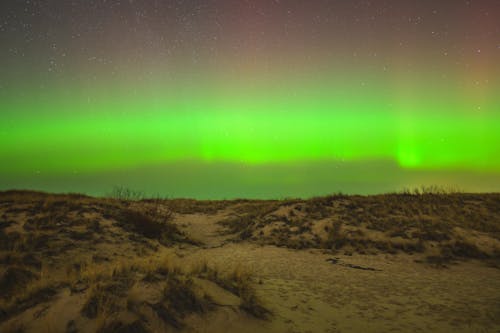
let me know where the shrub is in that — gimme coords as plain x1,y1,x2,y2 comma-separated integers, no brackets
109,186,145,201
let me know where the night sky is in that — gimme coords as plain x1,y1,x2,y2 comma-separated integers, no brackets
1,0,499,198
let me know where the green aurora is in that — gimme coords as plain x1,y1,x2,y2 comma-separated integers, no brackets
1,73,499,198
1,1,499,198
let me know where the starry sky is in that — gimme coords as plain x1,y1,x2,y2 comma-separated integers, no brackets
0,0,499,198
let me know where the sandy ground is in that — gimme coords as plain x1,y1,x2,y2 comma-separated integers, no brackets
1,192,499,332
174,212,500,333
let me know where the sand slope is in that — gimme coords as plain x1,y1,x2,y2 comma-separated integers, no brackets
0,191,499,332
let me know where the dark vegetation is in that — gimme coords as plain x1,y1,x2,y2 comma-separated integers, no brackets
0,188,498,331
193,262,271,319
217,191,500,266
0,190,190,329
78,260,215,331
0,190,270,331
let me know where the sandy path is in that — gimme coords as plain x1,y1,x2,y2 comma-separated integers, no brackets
174,212,232,248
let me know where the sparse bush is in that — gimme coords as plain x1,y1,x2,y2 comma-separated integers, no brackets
161,275,212,315
0,281,59,323
114,208,185,246
195,264,270,319
323,220,346,250
0,267,37,299
444,240,489,259
219,215,255,240
81,273,134,319
399,185,462,195
109,186,145,201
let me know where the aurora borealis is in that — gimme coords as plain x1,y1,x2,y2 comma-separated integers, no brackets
1,1,499,198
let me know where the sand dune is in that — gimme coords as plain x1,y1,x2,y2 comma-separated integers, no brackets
1,190,499,332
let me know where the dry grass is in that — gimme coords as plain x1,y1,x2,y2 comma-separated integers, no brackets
0,190,210,330
0,278,60,323
75,255,214,330
193,261,271,319
215,192,500,263
218,201,283,240
157,275,213,328
80,265,135,319
0,320,25,333
0,189,498,331
108,186,145,201
114,208,180,245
